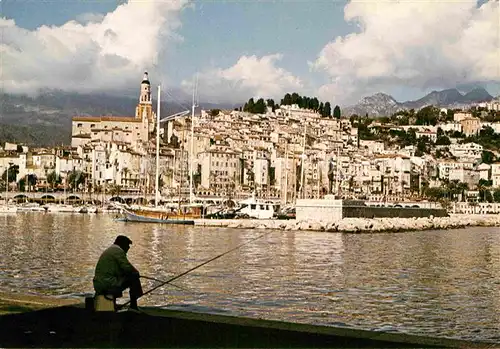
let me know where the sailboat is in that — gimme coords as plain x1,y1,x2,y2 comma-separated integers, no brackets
117,85,204,225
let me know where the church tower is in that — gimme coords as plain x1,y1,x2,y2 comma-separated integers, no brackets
135,72,153,122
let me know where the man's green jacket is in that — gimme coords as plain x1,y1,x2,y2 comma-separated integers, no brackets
93,244,139,294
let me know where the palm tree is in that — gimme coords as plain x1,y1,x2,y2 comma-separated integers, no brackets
456,182,469,202
109,184,122,197
27,174,37,192
47,171,61,190
1,164,19,184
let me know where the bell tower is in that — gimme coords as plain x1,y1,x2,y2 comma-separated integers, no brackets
135,71,153,121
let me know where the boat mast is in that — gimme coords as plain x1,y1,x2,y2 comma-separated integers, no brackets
300,123,306,199
316,159,320,199
155,85,161,208
4,163,9,205
335,146,340,197
189,75,197,204
284,141,288,205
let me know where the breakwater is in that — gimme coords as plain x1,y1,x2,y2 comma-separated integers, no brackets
195,214,500,233
295,198,447,221
342,205,448,219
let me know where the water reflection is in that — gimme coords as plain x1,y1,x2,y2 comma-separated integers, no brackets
0,214,499,343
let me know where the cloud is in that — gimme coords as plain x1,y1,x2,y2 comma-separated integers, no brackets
75,12,105,24
311,0,500,105
0,0,189,95
183,54,303,103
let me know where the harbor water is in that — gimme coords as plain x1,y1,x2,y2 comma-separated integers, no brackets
0,213,499,343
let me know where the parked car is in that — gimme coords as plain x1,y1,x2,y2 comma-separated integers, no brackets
274,207,295,220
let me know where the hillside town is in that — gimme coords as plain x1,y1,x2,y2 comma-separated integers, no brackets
2,72,500,214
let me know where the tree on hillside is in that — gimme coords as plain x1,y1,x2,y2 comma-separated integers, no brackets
300,97,309,109
309,98,319,110
481,150,495,164
291,93,301,105
279,93,328,113
333,105,341,119
254,98,267,114
281,93,292,105
319,102,324,116
209,109,220,117
416,106,439,126
266,99,275,111
446,109,454,121
243,98,255,113
323,102,332,118
435,128,451,145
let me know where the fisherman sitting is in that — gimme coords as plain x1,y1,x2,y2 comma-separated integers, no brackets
93,235,144,310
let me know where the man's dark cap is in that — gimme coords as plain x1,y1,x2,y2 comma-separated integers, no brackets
114,235,132,246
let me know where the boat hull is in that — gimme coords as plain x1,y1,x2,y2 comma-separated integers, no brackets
121,209,195,225
0,205,17,213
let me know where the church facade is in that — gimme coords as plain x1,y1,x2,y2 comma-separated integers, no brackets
71,72,156,149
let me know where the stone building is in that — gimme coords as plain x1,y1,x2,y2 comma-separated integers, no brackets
71,72,156,149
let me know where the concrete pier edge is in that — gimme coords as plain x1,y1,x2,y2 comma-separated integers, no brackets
0,292,495,348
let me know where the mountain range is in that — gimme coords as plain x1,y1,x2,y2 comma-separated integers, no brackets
343,87,496,117
0,87,497,146
0,91,235,146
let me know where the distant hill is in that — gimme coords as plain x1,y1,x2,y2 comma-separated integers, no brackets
0,91,237,146
0,123,69,147
344,87,494,117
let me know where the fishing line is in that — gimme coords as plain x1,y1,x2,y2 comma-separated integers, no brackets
140,275,191,292
119,232,272,309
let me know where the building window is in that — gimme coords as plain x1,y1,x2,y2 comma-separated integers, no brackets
91,124,96,128
77,123,82,128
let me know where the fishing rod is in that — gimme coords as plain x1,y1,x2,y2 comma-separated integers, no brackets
119,232,271,309
140,275,191,292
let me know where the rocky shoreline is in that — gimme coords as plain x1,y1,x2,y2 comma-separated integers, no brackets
194,214,500,233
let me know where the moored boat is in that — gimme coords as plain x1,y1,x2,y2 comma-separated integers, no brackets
17,203,46,212
0,205,17,213
236,194,281,219
44,204,75,213
117,203,204,225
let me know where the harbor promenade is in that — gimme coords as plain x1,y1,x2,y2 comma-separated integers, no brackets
0,191,234,205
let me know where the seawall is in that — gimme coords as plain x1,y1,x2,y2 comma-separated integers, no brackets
343,206,448,218
194,214,500,233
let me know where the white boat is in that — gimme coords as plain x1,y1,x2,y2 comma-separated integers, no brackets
17,203,46,212
73,205,98,214
86,205,98,214
44,204,75,213
0,205,17,213
237,194,280,219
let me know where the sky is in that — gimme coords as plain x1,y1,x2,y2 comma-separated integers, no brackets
1,0,499,107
